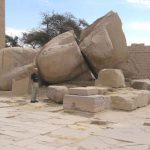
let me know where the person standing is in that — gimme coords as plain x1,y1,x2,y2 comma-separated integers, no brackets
30,67,39,103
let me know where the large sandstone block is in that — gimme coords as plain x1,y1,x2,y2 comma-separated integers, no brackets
80,11,128,76
0,47,38,90
110,90,150,111
96,69,125,88
131,79,150,90
36,30,92,84
69,87,98,96
63,95,111,113
47,86,69,103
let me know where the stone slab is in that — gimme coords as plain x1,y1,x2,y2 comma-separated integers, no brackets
69,87,98,96
63,95,111,113
110,90,150,111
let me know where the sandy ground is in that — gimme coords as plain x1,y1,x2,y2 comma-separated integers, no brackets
0,94,150,150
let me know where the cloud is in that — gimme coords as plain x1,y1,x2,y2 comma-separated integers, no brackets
127,22,150,31
38,0,52,6
6,27,26,37
126,0,150,7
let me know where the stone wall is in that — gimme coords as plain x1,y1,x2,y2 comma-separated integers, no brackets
127,44,150,79
0,0,5,49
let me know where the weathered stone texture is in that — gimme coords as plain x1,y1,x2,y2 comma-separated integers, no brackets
110,88,150,111
37,30,92,84
63,95,111,113
0,47,38,90
131,79,150,90
12,76,31,96
47,86,69,103
96,69,126,88
69,87,98,96
80,11,128,76
0,0,5,49
119,44,150,79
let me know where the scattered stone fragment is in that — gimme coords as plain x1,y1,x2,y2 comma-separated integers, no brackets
96,69,126,88
63,95,111,113
47,86,69,103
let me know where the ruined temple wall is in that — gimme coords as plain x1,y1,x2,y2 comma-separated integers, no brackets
127,44,150,79
0,0,5,49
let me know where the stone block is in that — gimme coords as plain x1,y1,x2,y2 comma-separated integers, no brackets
110,90,150,111
69,87,98,96
47,86,69,103
96,69,126,88
111,93,138,111
63,95,111,113
134,90,150,107
12,76,31,96
131,79,150,90
79,11,128,75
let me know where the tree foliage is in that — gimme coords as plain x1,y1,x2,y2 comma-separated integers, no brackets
22,31,49,49
21,12,88,48
5,35,20,47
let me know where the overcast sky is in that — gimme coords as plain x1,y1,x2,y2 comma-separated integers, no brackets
6,0,150,45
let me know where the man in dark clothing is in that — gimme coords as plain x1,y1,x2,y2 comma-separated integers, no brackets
30,67,39,103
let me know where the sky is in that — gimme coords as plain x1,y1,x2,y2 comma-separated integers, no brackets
6,0,150,45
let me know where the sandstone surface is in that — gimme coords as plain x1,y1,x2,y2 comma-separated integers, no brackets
37,30,92,84
131,79,150,90
96,69,126,88
63,95,111,113
0,47,38,90
47,85,69,103
80,11,128,76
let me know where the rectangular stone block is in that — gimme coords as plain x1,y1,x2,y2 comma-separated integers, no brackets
63,95,111,113
111,94,137,111
69,87,98,96
110,90,150,111
12,76,31,96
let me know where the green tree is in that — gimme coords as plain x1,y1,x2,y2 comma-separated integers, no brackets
21,12,88,48
22,31,49,49
5,35,20,47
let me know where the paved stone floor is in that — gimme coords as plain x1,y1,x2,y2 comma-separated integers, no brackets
0,95,150,150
